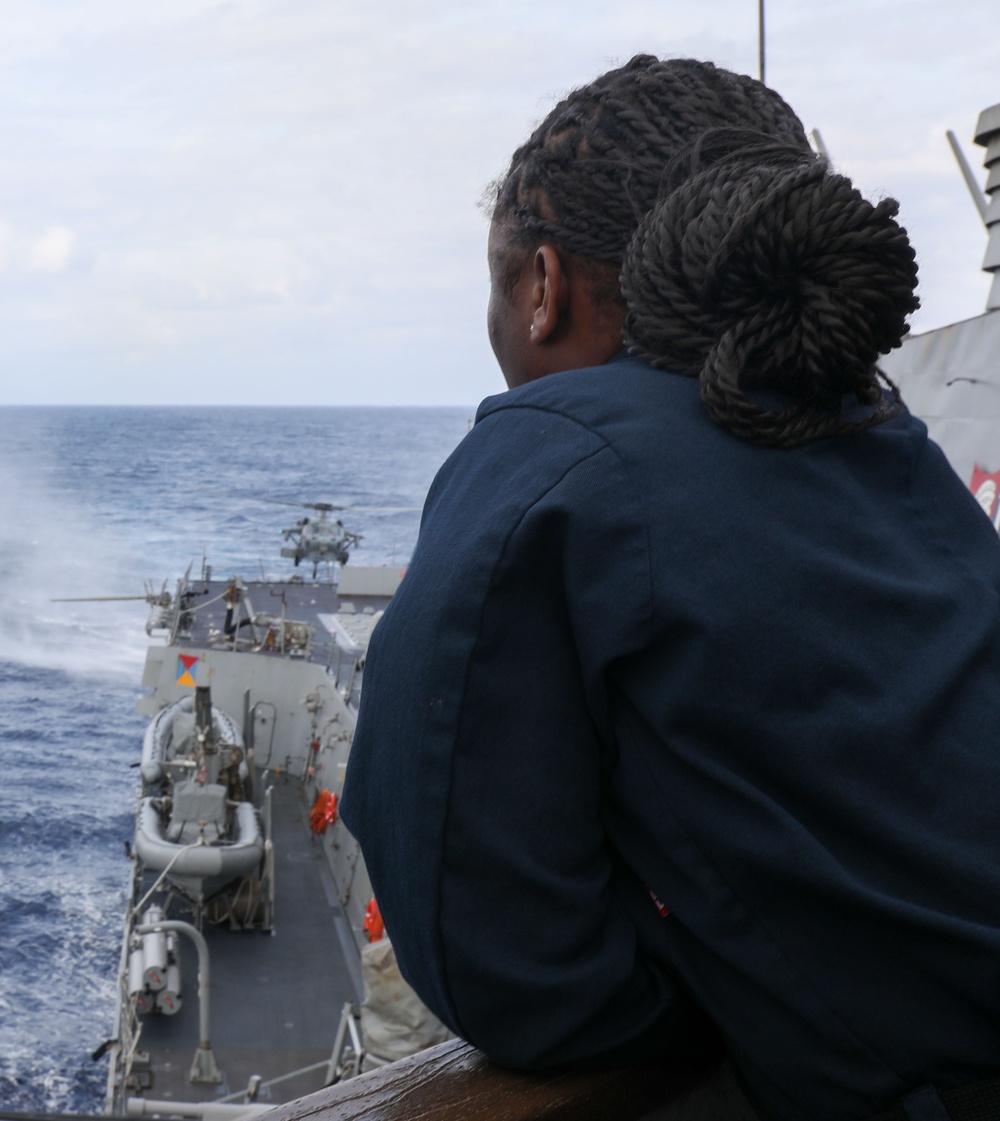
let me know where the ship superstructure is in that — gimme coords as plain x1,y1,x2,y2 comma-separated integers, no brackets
883,101,1000,489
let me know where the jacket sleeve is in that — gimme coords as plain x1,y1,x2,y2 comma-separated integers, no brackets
340,405,716,1069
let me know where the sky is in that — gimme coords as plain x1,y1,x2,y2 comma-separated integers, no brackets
0,0,997,406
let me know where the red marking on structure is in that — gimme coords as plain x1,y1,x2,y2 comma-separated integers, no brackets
646,886,670,918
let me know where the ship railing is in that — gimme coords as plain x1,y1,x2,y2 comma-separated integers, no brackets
250,1038,743,1121
123,1008,363,1121
107,861,146,1115
107,956,145,1114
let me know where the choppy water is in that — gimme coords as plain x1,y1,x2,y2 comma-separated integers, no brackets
0,405,470,1112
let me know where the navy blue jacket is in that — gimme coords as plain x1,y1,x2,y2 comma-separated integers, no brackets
341,353,1000,1121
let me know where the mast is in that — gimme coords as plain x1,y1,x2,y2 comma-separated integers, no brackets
758,0,766,85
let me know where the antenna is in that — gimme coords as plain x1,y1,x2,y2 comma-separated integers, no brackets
810,128,831,161
758,0,766,85
946,130,988,223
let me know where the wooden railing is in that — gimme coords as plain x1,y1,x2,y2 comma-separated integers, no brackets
258,1039,757,1121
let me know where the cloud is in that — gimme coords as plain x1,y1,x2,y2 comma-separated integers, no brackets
27,225,75,274
0,221,12,269
0,0,997,402
93,237,332,310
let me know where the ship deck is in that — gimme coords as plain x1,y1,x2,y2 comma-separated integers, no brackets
129,779,362,1108
118,567,405,1113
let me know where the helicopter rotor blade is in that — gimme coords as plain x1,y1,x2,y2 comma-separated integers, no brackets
228,491,422,515
229,493,346,513
51,594,150,603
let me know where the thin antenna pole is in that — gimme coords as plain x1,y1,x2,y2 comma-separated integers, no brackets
946,129,988,223
810,128,830,161
758,0,766,84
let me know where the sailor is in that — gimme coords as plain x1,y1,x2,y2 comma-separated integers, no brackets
341,56,1000,1121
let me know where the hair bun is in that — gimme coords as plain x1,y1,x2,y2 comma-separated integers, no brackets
621,148,920,446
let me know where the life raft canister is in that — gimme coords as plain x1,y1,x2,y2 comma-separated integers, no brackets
309,789,338,835
364,897,384,942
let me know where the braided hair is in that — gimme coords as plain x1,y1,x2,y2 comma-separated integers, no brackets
491,56,919,448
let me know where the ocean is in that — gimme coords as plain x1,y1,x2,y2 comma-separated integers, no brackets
0,405,471,1113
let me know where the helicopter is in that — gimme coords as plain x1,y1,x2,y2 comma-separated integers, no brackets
246,494,422,579
275,501,363,578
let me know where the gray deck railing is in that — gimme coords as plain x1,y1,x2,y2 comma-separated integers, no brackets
256,1039,756,1121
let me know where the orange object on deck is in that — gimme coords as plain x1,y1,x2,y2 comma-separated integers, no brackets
364,897,385,942
309,789,338,835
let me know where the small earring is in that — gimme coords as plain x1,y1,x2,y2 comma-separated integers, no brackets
530,324,536,335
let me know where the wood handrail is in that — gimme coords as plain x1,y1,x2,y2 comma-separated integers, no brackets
257,1039,753,1121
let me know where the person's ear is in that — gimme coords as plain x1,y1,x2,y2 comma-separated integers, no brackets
529,245,569,345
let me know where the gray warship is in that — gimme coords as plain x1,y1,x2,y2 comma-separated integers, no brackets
101,515,449,1121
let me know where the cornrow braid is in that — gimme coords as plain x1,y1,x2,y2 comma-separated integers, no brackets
492,56,920,448
495,57,811,265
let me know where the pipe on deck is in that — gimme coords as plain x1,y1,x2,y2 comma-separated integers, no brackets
126,1102,272,1121
135,920,221,1084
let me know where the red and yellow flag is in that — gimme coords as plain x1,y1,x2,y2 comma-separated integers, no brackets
175,654,199,687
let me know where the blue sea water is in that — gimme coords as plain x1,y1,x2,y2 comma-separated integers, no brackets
0,405,471,1113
